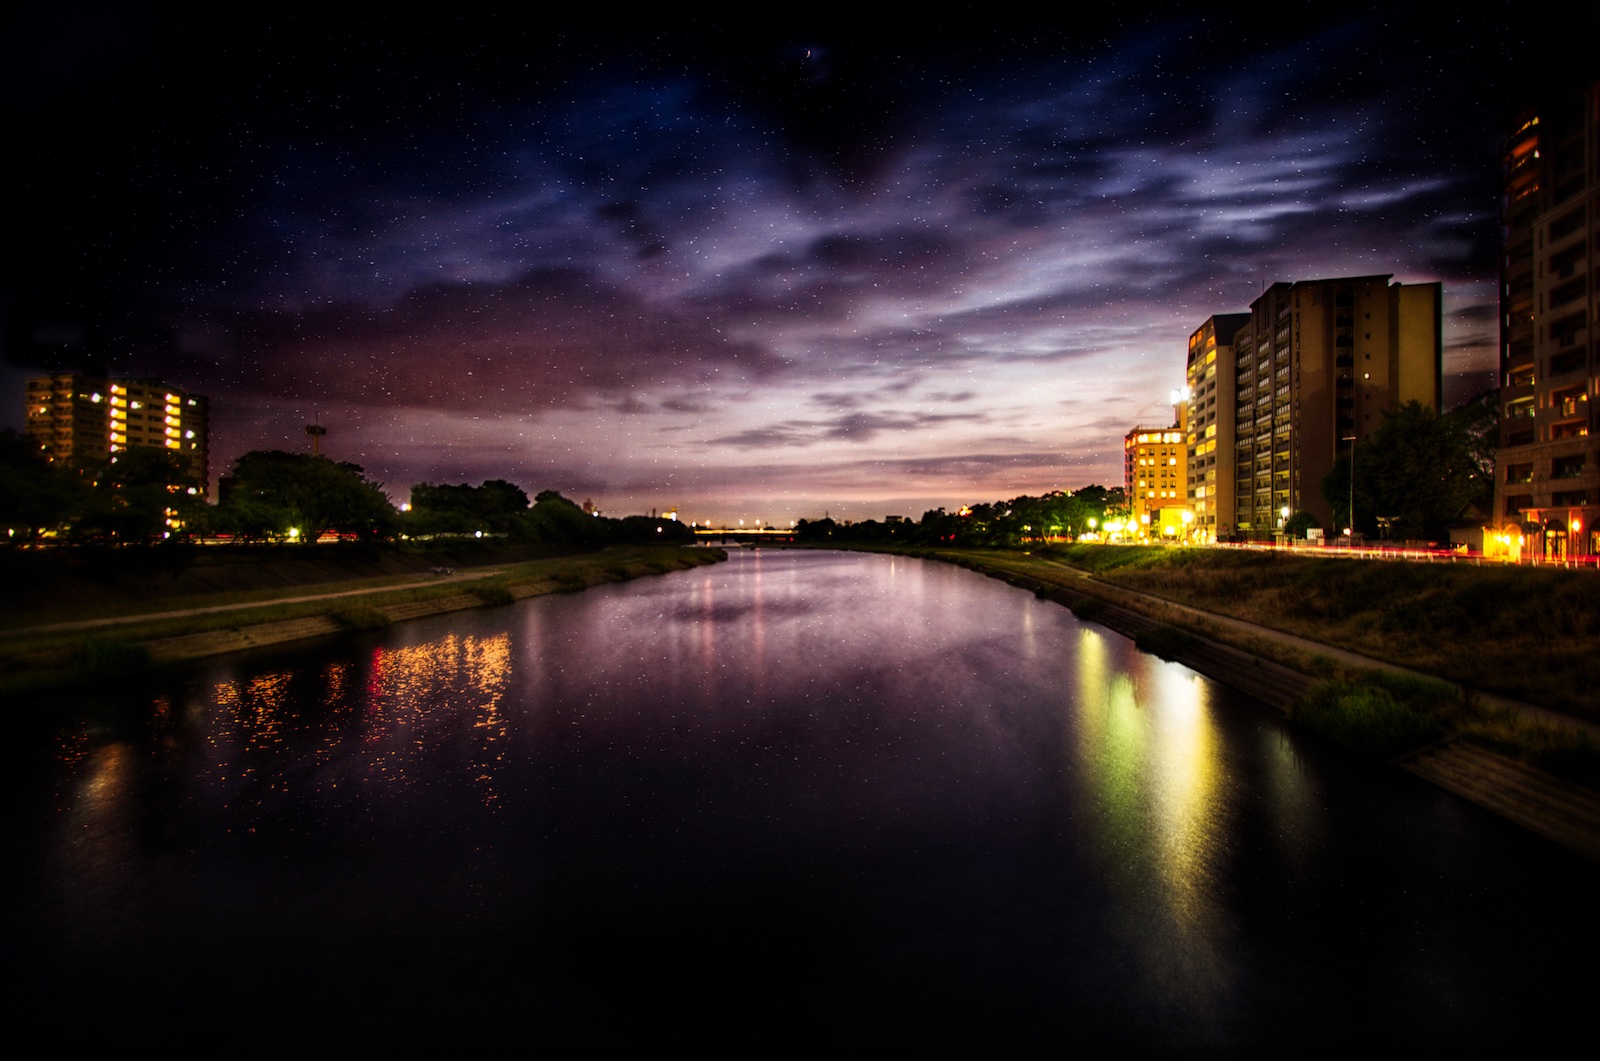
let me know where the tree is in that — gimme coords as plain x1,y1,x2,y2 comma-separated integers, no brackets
76,447,201,542
1283,510,1320,539
524,490,610,546
1446,388,1498,516
409,479,531,535
1320,401,1480,542
0,429,87,540
1072,484,1127,529
221,451,396,540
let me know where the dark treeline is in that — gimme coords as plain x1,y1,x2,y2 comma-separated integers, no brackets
797,485,1129,548
0,435,692,548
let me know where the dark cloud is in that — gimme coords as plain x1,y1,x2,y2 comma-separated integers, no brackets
212,268,782,412
710,410,988,450
7,5,1592,517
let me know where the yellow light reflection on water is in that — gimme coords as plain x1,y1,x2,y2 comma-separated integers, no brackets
1145,668,1221,926
1071,630,1232,1018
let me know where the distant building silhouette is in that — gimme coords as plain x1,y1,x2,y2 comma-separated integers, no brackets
25,371,211,495
1493,79,1598,560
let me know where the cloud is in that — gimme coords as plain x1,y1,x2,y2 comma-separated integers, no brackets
5,8,1531,517
211,267,784,413
709,409,988,450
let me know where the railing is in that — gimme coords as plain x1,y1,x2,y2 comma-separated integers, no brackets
1207,540,1600,568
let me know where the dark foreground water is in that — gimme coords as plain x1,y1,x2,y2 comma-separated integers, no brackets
3,550,1595,1054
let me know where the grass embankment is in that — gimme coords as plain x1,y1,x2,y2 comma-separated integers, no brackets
0,545,723,694
1046,543,1600,721
892,543,1600,786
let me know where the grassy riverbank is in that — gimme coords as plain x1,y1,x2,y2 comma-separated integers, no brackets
1043,543,1599,720
0,544,724,694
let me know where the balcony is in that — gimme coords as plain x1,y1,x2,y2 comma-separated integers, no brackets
1547,206,1585,243
1550,349,1588,377
1548,276,1586,310
1549,245,1587,280
1551,456,1588,480
1548,311,1586,348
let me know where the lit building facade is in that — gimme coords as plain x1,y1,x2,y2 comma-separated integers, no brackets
24,373,111,468
1124,407,1188,539
1183,313,1250,542
1225,276,1440,536
25,372,211,495
1493,80,1598,559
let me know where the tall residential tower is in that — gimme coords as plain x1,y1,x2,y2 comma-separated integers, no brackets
1494,79,1598,559
1183,313,1249,542
1182,276,1441,538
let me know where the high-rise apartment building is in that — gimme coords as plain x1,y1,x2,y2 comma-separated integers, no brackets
1183,313,1249,542
1493,80,1598,559
1184,276,1440,537
25,372,211,495
1124,404,1188,539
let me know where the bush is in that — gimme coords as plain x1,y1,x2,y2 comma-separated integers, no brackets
470,583,516,607
1292,678,1441,760
77,639,151,678
331,606,391,631
1069,597,1106,620
1133,624,1197,660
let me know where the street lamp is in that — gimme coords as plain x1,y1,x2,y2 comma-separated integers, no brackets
1342,434,1357,546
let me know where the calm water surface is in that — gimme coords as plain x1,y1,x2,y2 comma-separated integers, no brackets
4,550,1594,1053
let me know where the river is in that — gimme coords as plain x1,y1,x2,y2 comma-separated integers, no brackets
4,549,1594,1053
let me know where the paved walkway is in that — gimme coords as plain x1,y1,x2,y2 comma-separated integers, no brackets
7,565,511,638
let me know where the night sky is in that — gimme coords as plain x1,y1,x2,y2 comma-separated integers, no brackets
5,6,1595,521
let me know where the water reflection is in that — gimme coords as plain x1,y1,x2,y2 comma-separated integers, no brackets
1070,629,1232,1036
8,549,1595,1053
188,632,514,823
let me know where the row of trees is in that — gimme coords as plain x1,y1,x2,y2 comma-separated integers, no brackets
795,485,1130,548
2,430,212,543
0,433,691,548
3,391,1496,551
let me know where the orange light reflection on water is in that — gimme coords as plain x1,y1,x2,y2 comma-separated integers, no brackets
359,633,513,810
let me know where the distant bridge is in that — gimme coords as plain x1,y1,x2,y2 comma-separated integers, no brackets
692,527,798,545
